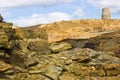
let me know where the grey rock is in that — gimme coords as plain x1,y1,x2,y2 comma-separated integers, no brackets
50,42,72,53
44,66,63,80
27,39,51,54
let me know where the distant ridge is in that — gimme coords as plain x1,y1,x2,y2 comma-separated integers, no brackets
27,19,120,42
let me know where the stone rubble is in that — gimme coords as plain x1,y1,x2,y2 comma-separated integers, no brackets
0,21,120,80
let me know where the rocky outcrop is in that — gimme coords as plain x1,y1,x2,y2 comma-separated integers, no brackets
0,22,14,49
27,39,51,54
0,20,120,80
21,27,48,40
10,27,49,68
49,42,72,53
0,22,51,79
0,14,3,22
59,39,88,48
8,48,120,80
36,19,120,42
84,30,120,52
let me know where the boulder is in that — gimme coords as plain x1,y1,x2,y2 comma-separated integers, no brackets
0,14,3,22
8,25,50,68
60,39,88,48
21,27,48,40
11,49,40,68
11,39,39,68
50,42,72,53
11,39,51,68
27,39,51,54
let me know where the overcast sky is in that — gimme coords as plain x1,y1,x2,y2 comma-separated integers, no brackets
0,0,120,27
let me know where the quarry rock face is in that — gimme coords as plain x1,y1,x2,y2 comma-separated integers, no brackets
0,20,120,79
0,21,51,79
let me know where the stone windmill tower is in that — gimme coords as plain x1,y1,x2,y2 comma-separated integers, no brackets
101,8,111,19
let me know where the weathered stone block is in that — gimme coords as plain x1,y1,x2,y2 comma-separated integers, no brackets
27,39,51,54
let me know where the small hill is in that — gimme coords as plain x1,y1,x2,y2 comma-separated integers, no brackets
31,19,120,42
